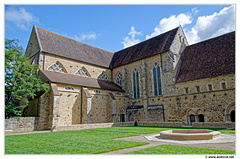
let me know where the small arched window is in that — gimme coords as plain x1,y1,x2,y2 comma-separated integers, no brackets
133,68,140,99
153,62,162,96
76,67,90,77
116,72,123,86
48,62,66,73
98,71,108,80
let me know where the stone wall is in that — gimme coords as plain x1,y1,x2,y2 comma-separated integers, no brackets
5,117,40,132
57,84,82,126
25,26,41,64
138,122,182,127
6,118,234,133
192,122,235,128
52,122,135,132
90,89,112,123
165,74,235,124
26,98,39,117
43,53,112,80
37,92,52,129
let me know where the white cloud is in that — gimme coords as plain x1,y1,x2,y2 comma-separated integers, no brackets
146,13,192,39
5,8,39,30
74,32,97,41
191,7,199,15
185,5,235,44
121,5,235,49
121,26,142,48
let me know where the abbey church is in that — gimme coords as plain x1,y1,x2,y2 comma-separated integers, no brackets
24,25,235,130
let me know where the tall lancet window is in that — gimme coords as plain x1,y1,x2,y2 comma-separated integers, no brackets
153,62,162,96
133,68,140,99
98,71,108,80
76,67,90,77
48,62,66,73
116,72,123,86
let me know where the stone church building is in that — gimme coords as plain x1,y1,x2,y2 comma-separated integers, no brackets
24,25,235,130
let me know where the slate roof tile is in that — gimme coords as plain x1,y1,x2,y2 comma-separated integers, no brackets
176,31,235,83
39,70,124,92
36,27,114,68
110,27,179,68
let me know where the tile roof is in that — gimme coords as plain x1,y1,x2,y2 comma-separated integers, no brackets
39,70,124,92
35,26,114,68
110,27,179,68
175,31,235,83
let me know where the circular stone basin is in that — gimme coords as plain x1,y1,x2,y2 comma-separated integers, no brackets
160,129,221,140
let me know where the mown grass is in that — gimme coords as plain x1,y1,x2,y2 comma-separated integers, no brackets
84,126,223,134
5,130,147,154
219,129,235,134
126,145,235,154
5,126,235,154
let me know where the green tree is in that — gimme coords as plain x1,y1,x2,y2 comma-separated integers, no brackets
5,39,50,118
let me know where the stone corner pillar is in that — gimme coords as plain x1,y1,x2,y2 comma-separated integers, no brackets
50,83,60,130
82,87,92,124
109,91,117,122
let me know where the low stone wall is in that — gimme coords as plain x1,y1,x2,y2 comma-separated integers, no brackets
5,117,40,133
192,122,235,128
53,122,135,132
5,119,235,133
138,122,182,127
113,122,135,127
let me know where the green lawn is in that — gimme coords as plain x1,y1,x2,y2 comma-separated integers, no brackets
126,145,235,154
84,126,223,134
5,130,147,154
5,126,235,154
219,129,235,134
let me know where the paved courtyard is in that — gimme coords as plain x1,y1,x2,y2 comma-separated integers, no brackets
102,133,235,154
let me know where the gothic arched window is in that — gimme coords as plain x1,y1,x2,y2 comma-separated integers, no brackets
133,69,140,99
98,71,108,80
48,62,66,73
75,67,90,77
116,72,123,86
153,62,162,96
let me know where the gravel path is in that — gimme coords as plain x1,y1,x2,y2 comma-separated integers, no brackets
102,133,235,154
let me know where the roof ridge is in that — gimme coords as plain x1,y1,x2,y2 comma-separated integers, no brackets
115,26,179,53
110,26,179,68
187,31,235,48
36,26,114,54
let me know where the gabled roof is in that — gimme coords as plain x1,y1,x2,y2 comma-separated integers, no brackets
176,31,235,83
39,70,124,92
110,27,179,68
34,26,114,68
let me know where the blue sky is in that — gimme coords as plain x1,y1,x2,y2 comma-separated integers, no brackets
5,4,236,52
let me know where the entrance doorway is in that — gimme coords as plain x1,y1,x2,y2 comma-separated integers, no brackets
230,110,235,122
189,115,196,125
198,114,205,122
120,114,125,122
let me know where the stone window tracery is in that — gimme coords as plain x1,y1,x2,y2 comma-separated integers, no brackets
76,67,90,77
94,90,101,94
153,62,162,96
133,68,140,99
65,87,74,90
115,72,122,86
98,71,108,80
48,62,66,73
